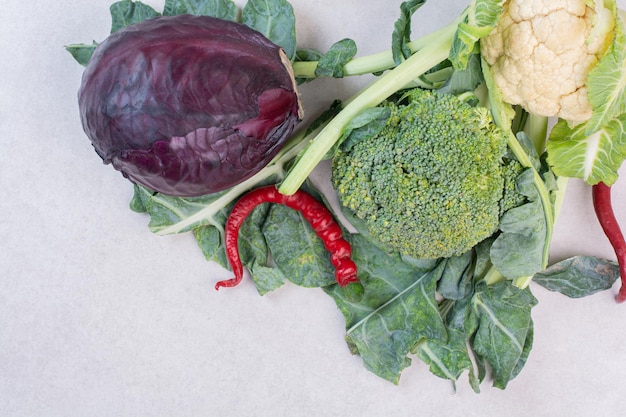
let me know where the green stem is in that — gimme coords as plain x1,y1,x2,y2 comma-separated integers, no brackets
523,113,549,155
506,111,556,278
291,24,456,79
483,265,504,286
279,22,458,195
508,132,554,267
482,58,555,284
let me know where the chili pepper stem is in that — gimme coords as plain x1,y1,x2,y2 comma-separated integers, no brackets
592,182,626,303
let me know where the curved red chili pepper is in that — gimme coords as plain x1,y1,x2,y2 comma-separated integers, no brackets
592,182,626,303
215,185,359,290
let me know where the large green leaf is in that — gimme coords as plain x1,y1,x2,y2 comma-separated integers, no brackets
325,234,446,384
436,250,474,300
335,106,391,156
467,281,537,389
413,297,478,391
415,278,536,391
490,169,550,278
249,262,287,295
130,184,232,234
586,4,626,134
193,201,288,293
534,256,620,298
195,202,272,273
242,0,297,60
236,203,272,276
262,204,336,288
163,0,238,20
314,38,358,78
109,0,160,33
391,0,426,64
193,224,229,267
438,53,483,95
547,114,626,185
414,326,475,390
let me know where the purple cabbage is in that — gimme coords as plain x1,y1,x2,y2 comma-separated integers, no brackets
78,14,302,197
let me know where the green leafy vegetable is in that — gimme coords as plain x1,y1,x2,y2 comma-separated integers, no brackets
314,38,358,78
448,0,504,69
194,224,229,268
490,169,553,279
586,6,626,135
249,262,288,295
415,280,536,392
437,251,474,301
242,0,297,59
333,106,390,153
391,0,426,63
130,184,235,234
322,230,539,388
325,235,446,384
109,0,160,33
547,115,626,186
163,0,238,20
437,53,483,95
68,0,626,393
534,256,621,298
65,41,98,66
263,203,336,288
468,281,536,389
415,326,478,391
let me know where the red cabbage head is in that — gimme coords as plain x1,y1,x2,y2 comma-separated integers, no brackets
78,14,303,196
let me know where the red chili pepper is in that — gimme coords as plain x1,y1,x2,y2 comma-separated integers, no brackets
592,182,626,303
215,185,359,290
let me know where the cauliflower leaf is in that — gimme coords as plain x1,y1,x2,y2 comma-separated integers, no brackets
547,113,626,185
449,0,506,70
587,7,626,134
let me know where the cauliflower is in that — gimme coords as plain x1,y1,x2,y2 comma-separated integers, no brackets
481,0,615,123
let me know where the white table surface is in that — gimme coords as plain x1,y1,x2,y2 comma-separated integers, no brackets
2,1,626,416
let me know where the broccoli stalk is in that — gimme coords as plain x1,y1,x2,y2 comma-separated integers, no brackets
480,59,559,288
291,22,458,80
278,19,461,195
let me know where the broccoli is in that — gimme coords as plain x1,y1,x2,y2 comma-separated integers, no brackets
500,157,526,216
331,88,512,259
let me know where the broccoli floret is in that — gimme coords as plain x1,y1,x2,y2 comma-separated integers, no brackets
500,157,527,216
331,88,510,259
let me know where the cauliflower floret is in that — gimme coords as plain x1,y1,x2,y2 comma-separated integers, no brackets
481,0,614,123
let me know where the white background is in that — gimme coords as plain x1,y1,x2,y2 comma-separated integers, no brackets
2,1,626,416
